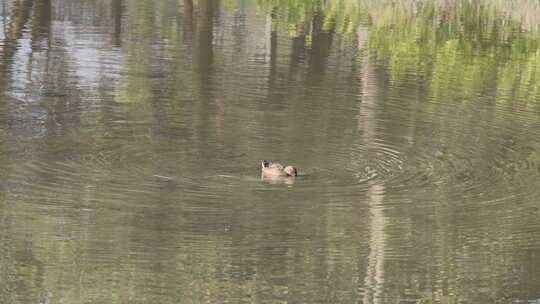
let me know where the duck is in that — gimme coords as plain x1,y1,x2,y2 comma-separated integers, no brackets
261,160,298,177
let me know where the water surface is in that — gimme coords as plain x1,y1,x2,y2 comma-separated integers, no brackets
1,0,540,303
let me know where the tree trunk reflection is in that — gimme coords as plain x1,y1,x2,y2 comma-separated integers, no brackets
357,26,386,304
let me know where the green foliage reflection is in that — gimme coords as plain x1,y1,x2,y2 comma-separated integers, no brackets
258,0,540,105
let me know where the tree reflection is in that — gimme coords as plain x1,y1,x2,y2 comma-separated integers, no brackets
0,0,34,90
111,0,123,46
307,12,334,84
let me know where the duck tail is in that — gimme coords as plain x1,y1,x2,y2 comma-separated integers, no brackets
261,160,270,168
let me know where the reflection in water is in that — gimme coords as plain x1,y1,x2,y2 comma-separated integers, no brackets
357,27,386,303
1,0,33,91
363,185,385,304
1,0,540,303
357,25,386,304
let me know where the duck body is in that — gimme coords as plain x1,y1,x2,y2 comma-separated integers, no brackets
261,160,298,177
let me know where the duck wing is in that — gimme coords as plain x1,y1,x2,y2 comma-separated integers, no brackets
269,163,284,170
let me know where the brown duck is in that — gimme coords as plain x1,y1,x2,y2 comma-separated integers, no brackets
261,160,298,177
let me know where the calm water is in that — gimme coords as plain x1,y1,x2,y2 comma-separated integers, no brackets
1,0,540,303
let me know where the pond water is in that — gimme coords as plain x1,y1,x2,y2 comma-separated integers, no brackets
1,0,540,303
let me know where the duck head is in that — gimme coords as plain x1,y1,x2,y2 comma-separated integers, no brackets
284,166,298,177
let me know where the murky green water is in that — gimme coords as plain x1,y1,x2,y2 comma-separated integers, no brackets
1,0,540,303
